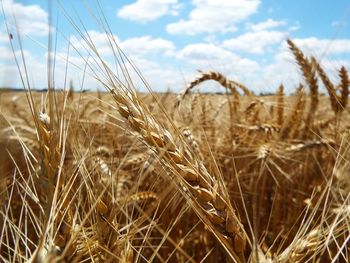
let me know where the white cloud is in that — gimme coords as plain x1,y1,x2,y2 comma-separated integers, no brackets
116,36,178,91
223,30,288,54
261,57,350,94
287,38,350,56
1,0,49,37
117,0,179,23
321,59,350,71
64,31,179,91
259,48,299,93
0,34,9,43
248,18,286,31
259,39,350,94
0,63,21,87
177,43,259,77
288,23,300,32
120,57,184,92
70,31,175,59
67,34,262,92
121,36,176,57
70,31,120,58
167,0,260,35
331,20,348,27
0,47,48,88
0,45,14,61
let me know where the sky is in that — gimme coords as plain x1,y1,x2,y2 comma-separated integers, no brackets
1,0,350,94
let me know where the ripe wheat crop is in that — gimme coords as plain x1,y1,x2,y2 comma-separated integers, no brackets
0,5,349,262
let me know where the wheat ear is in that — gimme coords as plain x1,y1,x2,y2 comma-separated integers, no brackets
109,87,247,261
287,39,319,131
175,71,251,108
280,85,306,139
312,57,339,114
338,66,349,112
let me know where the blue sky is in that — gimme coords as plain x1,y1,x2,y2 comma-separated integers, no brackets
1,0,350,93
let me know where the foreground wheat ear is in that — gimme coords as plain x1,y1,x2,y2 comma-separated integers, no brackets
108,87,248,261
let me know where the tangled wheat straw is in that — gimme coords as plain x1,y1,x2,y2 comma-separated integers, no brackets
0,15,349,263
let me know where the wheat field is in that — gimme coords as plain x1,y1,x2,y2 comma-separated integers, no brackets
0,24,349,263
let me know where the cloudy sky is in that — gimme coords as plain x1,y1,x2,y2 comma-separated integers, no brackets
1,0,350,93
